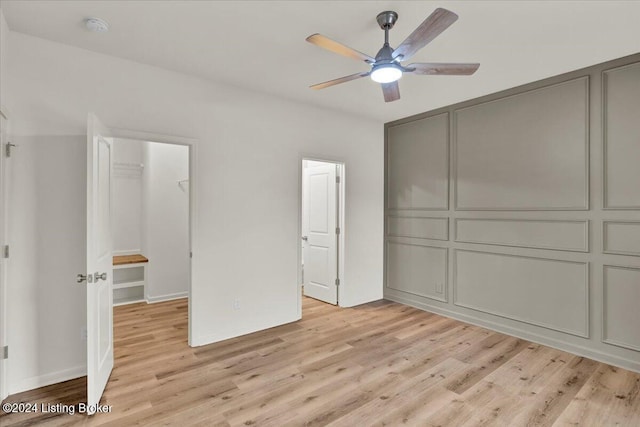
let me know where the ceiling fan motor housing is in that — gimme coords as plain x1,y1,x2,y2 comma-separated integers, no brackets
375,44,395,63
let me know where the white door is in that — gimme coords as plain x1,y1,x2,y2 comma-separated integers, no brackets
85,113,114,412
303,162,338,305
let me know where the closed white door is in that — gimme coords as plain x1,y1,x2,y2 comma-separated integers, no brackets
303,162,338,305
85,113,114,413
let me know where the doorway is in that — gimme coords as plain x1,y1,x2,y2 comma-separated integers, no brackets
112,138,190,306
300,159,344,306
84,115,196,410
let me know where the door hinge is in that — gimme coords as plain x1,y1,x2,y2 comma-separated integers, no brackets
336,176,340,184
336,227,340,235
190,251,193,259
2,245,8,259
5,142,17,158
1,346,7,359
335,278,340,286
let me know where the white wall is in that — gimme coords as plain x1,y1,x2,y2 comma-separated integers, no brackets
112,139,143,254
0,9,8,110
6,135,87,393
142,142,190,301
5,31,383,393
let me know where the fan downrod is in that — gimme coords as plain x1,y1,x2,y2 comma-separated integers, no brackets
376,11,398,30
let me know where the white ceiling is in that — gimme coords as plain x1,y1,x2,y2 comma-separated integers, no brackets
2,1,639,122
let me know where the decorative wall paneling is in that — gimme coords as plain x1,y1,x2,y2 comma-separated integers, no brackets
602,265,640,351
387,216,449,241
453,249,589,337
384,53,640,373
387,113,449,211
455,218,589,252
454,77,589,211
386,240,448,303
603,221,640,256
603,62,640,209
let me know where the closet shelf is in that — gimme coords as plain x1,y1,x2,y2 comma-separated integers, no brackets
113,280,145,290
113,254,148,306
113,254,149,266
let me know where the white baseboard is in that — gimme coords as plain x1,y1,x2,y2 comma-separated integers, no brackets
10,365,87,395
385,293,640,374
146,292,188,304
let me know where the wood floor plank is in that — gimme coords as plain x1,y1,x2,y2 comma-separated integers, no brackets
325,358,468,426
1,296,639,426
552,364,640,426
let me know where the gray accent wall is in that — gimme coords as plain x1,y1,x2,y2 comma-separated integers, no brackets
384,53,640,373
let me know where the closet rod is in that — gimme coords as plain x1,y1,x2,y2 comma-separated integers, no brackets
114,162,144,168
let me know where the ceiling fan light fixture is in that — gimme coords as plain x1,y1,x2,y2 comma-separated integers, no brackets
370,63,402,83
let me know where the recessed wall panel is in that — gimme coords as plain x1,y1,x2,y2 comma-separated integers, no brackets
387,216,448,240
307,246,329,284
309,173,329,232
455,77,588,210
603,221,640,256
386,242,447,302
604,62,640,209
388,113,448,210
455,219,588,252
603,266,640,351
454,250,588,337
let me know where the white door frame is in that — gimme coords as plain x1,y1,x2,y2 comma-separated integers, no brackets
108,128,198,346
298,157,345,316
0,107,9,401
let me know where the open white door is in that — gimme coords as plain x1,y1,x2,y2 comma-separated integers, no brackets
303,162,338,305
85,113,114,413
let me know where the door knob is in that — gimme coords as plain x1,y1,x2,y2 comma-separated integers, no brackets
94,272,107,281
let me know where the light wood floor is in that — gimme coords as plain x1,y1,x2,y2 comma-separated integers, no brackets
2,297,639,426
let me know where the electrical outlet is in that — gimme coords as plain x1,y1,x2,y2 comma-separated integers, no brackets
436,282,444,294
233,299,241,310
81,327,88,341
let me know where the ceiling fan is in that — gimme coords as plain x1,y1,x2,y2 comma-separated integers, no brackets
306,8,479,102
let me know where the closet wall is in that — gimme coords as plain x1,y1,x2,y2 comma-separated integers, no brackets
384,54,640,372
113,139,190,302
113,139,144,254
142,142,190,301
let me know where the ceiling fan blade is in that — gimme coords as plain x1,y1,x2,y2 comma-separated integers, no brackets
381,81,400,102
310,72,371,90
407,62,480,75
306,34,375,63
392,8,458,61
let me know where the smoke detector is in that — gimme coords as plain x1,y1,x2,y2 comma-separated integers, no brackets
85,17,109,33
